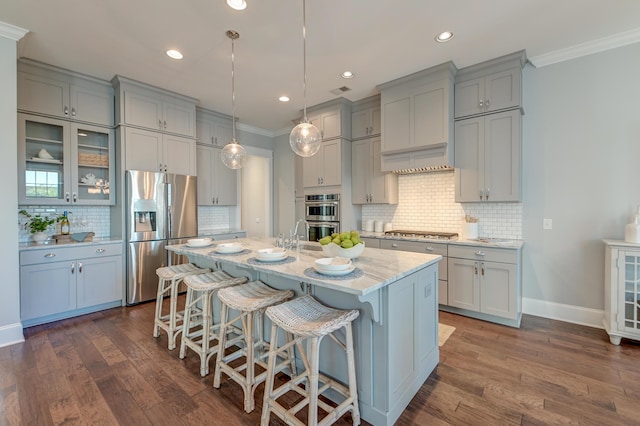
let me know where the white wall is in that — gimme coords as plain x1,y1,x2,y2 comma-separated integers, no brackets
521,42,640,318
0,25,26,347
240,154,271,237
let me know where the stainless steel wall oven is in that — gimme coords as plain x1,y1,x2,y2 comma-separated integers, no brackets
305,194,340,241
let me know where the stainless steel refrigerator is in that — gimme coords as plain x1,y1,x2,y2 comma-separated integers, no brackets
125,170,198,305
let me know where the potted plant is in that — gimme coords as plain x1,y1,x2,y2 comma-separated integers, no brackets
19,210,61,244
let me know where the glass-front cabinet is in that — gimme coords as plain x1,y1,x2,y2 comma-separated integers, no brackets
18,113,114,205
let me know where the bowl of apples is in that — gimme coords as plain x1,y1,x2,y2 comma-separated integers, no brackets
318,230,365,259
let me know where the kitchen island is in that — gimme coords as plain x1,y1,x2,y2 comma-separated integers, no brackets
167,238,441,426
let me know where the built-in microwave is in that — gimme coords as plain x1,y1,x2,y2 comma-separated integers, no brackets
305,194,340,222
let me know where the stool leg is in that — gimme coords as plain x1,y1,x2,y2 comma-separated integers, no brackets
179,287,191,359
168,277,180,350
213,302,229,388
285,331,297,380
308,336,321,426
200,289,212,377
260,321,279,426
345,323,360,426
244,310,255,413
153,277,164,338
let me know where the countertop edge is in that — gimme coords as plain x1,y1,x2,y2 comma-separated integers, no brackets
19,237,124,251
359,231,524,249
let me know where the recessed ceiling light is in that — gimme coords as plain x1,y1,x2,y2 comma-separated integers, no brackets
341,71,354,79
435,31,454,43
166,49,183,59
227,0,247,10
278,96,290,102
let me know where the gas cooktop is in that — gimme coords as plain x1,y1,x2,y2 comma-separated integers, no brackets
384,230,459,240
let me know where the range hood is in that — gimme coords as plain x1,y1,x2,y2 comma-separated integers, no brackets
381,142,454,174
378,61,456,175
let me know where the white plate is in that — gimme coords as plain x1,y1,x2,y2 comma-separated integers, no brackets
255,254,287,262
186,242,213,248
314,265,356,276
30,157,62,164
215,243,244,254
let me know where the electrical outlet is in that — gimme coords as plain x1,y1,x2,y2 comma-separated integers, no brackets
543,218,553,230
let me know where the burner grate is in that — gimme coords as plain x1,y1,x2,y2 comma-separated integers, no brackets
383,230,459,240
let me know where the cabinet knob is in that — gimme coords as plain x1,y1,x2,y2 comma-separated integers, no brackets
44,252,56,258
65,192,70,202
479,99,483,109
64,106,69,116
71,107,76,117
96,248,106,254
485,99,490,109
72,192,77,203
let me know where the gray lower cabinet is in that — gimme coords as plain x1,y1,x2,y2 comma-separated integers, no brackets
445,244,521,327
379,239,448,305
20,243,123,327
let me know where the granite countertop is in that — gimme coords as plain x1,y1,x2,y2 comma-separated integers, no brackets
19,236,123,251
198,229,246,237
167,237,441,297
359,231,524,249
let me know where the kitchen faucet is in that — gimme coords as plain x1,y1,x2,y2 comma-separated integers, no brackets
293,219,310,242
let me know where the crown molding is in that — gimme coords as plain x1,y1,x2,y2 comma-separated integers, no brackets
236,122,277,138
529,27,640,68
0,21,28,41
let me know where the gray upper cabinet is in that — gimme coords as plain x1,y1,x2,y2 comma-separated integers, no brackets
195,108,233,146
351,105,381,140
18,59,114,127
454,50,526,120
454,68,521,119
196,144,237,206
455,109,521,202
112,76,197,138
351,137,397,204
123,127,195,175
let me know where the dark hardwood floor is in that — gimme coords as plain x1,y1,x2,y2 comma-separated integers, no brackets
1,300,639,425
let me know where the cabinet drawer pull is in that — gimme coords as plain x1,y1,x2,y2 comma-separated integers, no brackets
71,107,76,117
71,262,75,274
73,192,77,203
44,252,56,258
479,99,483,109
78,262,83,273
474,262,478,275
159,119,162,129
65,192,70,202
64,105,69,116
481,263,485,276
96,248,106,254
485,99,490,109
475,250,485,256
426,246,434,252
391,243,398,248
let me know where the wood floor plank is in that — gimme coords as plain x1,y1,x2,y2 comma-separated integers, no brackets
5,306,640,425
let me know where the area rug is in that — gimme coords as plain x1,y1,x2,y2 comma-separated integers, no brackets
438,323,456,346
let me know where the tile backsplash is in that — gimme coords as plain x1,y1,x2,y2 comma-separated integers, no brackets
197,206,231,233
18,206,112,242
362,171,522,239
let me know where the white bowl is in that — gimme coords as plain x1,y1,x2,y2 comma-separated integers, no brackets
215,242,243,253
321,242,365,259
314,257,352,272
187,238,212,247
256,247,287,259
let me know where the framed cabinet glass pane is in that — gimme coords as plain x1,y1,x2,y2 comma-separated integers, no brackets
75,126,111,203
24,119,65,201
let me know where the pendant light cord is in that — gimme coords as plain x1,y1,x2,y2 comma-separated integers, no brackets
231,34,237,141
302,0,308,122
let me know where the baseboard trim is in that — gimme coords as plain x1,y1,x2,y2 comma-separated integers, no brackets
0,322,25,348
522,297,604,329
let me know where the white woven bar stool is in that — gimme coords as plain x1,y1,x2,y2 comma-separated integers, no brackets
261,295,361,426
179,271,248,377
153,263,210,350
213,280,295,413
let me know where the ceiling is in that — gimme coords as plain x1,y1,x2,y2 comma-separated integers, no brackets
2,0,640,134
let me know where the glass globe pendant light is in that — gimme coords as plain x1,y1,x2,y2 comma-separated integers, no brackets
221,30,247,170
289,0,321,157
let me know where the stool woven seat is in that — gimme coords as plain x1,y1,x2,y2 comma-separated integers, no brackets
214,281,295,413
153,263,210,350
262,295,361,426
265,295,359,338
180,271,248,376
